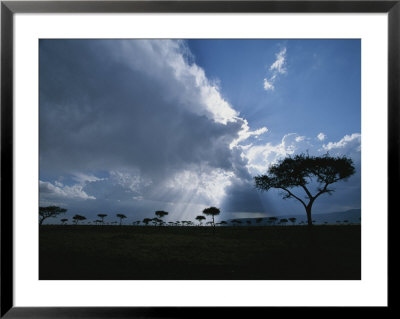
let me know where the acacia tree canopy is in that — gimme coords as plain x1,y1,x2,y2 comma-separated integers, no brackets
142,218,152,225
72,214,86,224
39,206,67,225
155,211,168,218
254,153,355,226
116,214,127,225
195,215,206,225
202,207,220,227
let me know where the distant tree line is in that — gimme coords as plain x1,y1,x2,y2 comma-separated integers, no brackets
39,204,357,227
39,205,357,227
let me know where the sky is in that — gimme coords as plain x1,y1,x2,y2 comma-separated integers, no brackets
39,39,361,224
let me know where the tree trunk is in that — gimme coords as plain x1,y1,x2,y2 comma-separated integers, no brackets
306,205,313,226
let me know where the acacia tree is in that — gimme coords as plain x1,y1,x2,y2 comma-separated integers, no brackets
72,214,86,224
255,153,355,226
195,215,206,226
60,218,68,225
39,206,67,226
288,217,297,226
155,210,168,222
97,214,107,224
152,218,162,226
143,218,152,226
116,214,127,225
268,217,278,225
280,218,288,226
202,207,220,227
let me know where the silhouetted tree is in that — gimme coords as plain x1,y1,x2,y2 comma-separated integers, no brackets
152,218,162,226
39,206,67,226
255,153,355,226
72,214,86,225
220,221,227,226
246,220,252,225
97,214,107,224
195,215,206,226
288,217,297,226
202,206,220,227
280,218,288,226
116,214,127,225
268,217,278,225
155,210,168,220
94,219,102,225
256,218,263,224
143,218,152,226
60,218,68,225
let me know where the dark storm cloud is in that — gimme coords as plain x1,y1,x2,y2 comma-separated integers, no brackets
39,39,253,220
40,40,242,179
221,181,271,213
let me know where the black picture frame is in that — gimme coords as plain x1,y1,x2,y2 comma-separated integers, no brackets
1,0,395,317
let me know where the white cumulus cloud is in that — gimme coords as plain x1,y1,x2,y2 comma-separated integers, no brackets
270,47,287,74
323,133,361,152
263,78,274,91
263,47,287,91
230,119,268,148
39,180,96,201
317,133,326,141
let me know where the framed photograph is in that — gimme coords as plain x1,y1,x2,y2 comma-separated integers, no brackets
1,0,395,316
